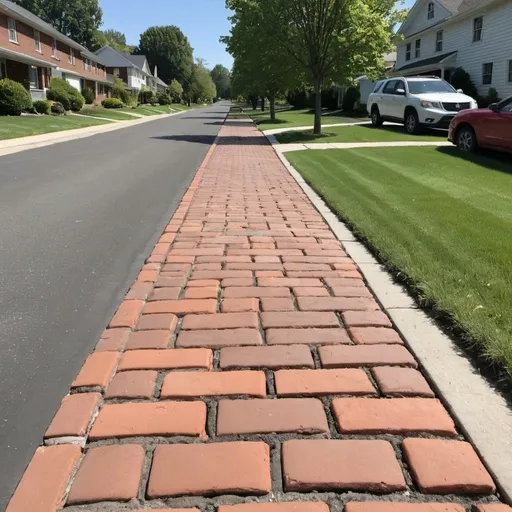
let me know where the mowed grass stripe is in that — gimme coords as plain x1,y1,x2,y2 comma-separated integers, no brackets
287,147,512,375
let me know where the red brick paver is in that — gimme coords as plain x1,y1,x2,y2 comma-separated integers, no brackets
7,117,501,511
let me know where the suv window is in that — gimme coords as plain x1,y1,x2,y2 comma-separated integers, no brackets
395,80,406,94
406,79,456,94
383,80,398,94
372,80,385,93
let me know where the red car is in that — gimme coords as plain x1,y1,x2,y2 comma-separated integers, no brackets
448,96,512,154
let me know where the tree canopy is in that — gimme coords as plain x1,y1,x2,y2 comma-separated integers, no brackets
138,26,194,86
189,60,217,104
210,65,231,99
224,0,405,132
14,0,103,49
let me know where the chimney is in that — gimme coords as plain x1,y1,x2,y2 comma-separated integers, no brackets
154,65,158,78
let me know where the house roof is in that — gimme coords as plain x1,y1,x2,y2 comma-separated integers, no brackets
396,50,457,72
155,76,168,88
123,54,147,69
0,0,103,64
95,46,138,68
437,0,464,14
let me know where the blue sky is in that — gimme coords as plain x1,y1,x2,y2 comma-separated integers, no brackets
100,0,416,71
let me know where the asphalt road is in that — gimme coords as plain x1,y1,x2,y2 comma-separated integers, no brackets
0,102,229,509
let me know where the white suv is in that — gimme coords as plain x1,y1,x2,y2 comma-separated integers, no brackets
367,76,478,134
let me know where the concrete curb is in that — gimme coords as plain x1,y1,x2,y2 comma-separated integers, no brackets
269,134,512,504
0,110,185,158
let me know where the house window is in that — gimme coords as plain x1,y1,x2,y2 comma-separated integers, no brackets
34,29,41,52
482,62,493,85
428,2,434,19
8,18,18,43
415,39,421,58
84,58,89,70
436,30,443,52
406,43,411,61
509,60,512,82
52,39,58,58
68,48,74,65
29,66,39,89
473,16,483,42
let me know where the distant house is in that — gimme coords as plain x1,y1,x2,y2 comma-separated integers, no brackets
337,52,397,108
0,0,111,101
394,0,512,97
94,46,168,94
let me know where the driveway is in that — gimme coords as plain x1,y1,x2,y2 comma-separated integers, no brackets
0,103,228,509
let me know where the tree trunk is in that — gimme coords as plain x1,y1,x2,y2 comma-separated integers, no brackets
314,77,323,135
261,96,265,111
250,95,258,110
269,93,276,122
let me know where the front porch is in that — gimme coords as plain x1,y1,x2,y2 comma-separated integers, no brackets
393,51,458,81
0,48,54,101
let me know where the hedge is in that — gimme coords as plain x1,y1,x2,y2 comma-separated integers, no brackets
46,77,84,112
0,78,33,116
102,97,124,108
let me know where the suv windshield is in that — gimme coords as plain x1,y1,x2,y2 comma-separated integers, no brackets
406,79,456,94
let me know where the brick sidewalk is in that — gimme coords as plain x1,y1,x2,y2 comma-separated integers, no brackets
7,118,510,512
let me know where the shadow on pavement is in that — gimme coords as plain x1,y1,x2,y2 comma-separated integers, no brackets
151,134,269,146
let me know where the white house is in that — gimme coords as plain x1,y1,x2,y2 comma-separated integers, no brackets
395,0,512,98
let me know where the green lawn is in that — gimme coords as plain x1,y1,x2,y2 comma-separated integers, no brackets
0,115,111,140
276,124,447,144
287,146,512,377
246,107,368,131
79,108,136,121
119,106,171,116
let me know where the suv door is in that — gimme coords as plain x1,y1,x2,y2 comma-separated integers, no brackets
391,80,408,120
379,80,398,117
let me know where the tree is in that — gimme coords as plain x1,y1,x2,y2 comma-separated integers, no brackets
13,0,102,49
138,26,194,86
169,79,184,103
250,0,404,133
101,29,133,52
210,65,231,99
223,0,301,121
190,61,217,104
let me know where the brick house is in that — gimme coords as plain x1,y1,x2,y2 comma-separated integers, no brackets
0,0,112,102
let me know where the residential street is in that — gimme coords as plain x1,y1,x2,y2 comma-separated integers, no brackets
0,103,227,510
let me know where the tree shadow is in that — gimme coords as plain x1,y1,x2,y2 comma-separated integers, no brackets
151,134,269,146
436,146,512,175
181,116,227,120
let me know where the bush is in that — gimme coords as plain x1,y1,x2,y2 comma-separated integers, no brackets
102,97,124,108
157,93,171,105
449,68,478,100
112,77,131,105
138,88,154,104
487,87,500,104
46,77,84,112
83,87,95,105
0,78,33,116
342,86,361,113
50,101,65,115
149,96,158,105
33,99,51,115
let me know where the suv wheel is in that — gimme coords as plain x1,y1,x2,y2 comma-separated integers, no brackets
405,109,420,134
456,125,477,152
371,107,383,127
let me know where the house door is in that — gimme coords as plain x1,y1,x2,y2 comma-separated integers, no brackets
29,66,39,89
0,59,7,79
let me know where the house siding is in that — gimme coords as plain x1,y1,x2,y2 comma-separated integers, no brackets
397,0,512,97
0,12,107,84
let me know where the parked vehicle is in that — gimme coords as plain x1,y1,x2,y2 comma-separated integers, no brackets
448,96,512,154
367,76,478,134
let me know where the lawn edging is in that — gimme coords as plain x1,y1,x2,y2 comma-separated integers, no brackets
0,109,186,158
272,140,512,504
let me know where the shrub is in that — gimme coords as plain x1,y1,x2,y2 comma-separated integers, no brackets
449,68,478,100
102,97,124,108
342,86,361,113
487,87,500,104
83,87,95,105
50,101,65,115
112,77,130,105
149,96,158,105
0,78,33,116
46,77,84,112
138,87,154,104
157,92,171,105
33,99,51,115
